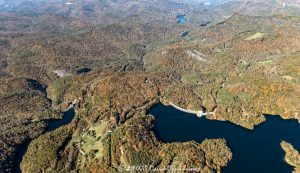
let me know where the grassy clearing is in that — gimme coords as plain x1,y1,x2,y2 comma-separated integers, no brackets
80,121,110,159
245,32,266,40
256,60,274,65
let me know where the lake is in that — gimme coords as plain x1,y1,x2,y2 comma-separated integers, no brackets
15,107,76,173
181,31,190,37
149,103,300,173
176,14,187,24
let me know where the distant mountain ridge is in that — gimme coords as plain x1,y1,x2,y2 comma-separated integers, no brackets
1,0,299,16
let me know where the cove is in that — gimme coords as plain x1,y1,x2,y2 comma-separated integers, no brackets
149,103,300,173
14,105,76,173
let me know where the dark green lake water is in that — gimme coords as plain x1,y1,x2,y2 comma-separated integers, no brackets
150,103,300,173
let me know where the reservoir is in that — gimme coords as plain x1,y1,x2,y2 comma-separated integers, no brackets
15,106,76,173
181,31,190,37
176,14,187,24
149,103,300,173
